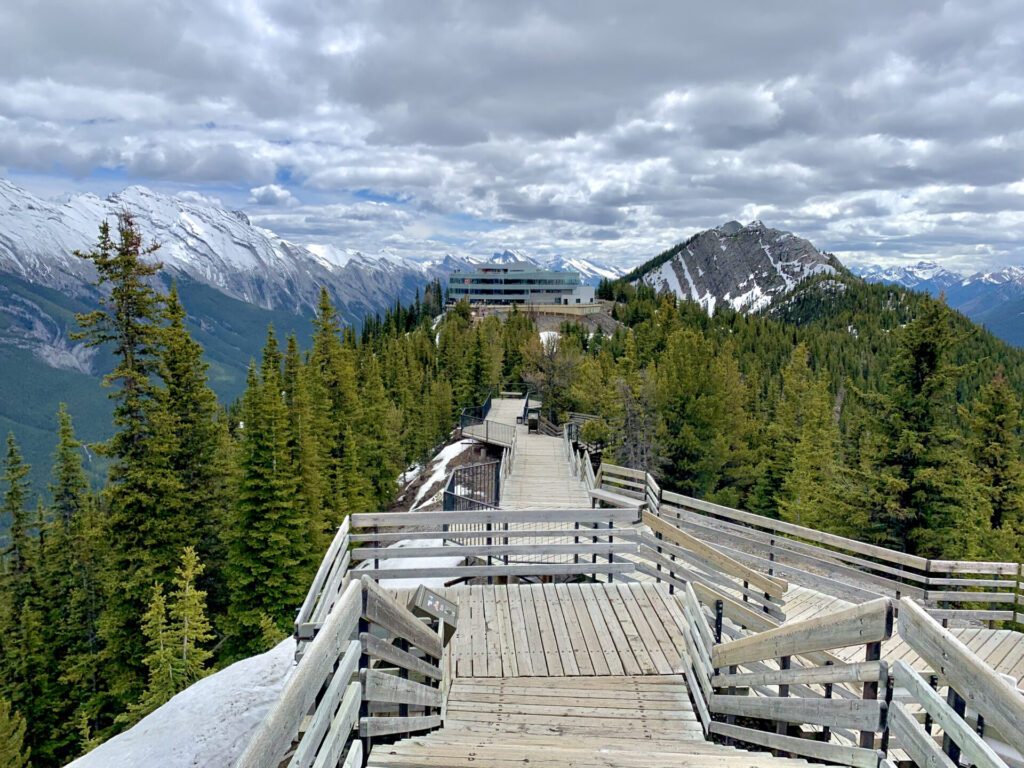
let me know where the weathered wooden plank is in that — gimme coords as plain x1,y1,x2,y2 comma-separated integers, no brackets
362,577,443,659
638,532,786,616
309,548,353,629
361,669,441,708
350,541,638,561
712,660,886,689
309,682,360,768
661,490,929,568
689,579,780,632
710,694,886,731
517,584,548,676
352,528,632,543
899,597,1024,748
234,581,362,768
603,583,657,675
361,634,442,681
296,518,351,631
710,722,882,768
643,510,786,596
504,584,534,676
928,560,1019,575
563,583,611,675
492,584,519,678
889,701,957,768
360,562,633,581
339,739,361,768
289,643,360,768
577,583,627,676
352,508,636,527
528,584,565,676
926,609,1017,622
359,715,442,738
893,660,1006,768
600,463,648,480
712,597,893,669
923,591,1018,603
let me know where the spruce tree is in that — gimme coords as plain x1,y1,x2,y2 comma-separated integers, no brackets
965,367,1024,559
74,214,180,708
856,298,990,557
0,699,30,768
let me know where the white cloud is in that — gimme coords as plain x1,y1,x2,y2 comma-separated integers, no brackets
248,183,299,207
2,0,1024,271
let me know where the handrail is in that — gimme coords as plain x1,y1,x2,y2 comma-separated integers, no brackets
236,577,456,768
899,597,1024,750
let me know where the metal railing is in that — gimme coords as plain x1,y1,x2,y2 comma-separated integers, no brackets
442,460,500,511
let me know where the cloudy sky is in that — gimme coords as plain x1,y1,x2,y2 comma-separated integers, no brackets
3,0,1024,271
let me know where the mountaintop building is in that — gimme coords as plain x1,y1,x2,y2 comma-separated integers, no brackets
447,260,596,307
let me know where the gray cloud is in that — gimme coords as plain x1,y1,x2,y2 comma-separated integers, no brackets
2,0,1024,271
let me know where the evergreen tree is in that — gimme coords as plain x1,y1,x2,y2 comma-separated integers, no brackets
965,367,1024,559
0,699,30,768
855,298,990,556
74,215,182,709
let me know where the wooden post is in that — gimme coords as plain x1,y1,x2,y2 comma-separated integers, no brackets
859,640,881,750
776,655,791,756
880,664,894,756
822,660,833,743
923,674,938,735
714,600,724,644
358,610,371,759
942,688,966,764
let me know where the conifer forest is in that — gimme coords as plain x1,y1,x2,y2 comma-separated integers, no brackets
3,216,1024,766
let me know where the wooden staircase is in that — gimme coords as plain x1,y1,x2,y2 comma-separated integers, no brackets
368,676,812,768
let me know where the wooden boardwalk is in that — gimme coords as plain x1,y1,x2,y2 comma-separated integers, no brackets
480,397,592,509
441,583,691,678
367,675,814,768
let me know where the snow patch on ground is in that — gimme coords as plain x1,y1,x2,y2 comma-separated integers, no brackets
539,331,560,349
411,439,477,510
354,538,465,589
67,639,296,768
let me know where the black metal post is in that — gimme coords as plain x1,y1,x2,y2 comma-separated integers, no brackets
943,688,966,764
860,640,882,750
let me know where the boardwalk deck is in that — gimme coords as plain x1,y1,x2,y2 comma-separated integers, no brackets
367,676,813,767
439,583,689,678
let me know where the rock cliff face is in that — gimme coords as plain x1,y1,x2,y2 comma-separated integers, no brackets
630,220,841,314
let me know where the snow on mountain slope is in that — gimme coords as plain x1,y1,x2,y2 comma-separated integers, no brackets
67,639,295,768
632,220,840,314
855,260,962,291
0,179,440,319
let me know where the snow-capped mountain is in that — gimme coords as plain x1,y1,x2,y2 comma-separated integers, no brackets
629,220,841,314
0,179,451,321
855,261,962,293
855,260,1024,346
466,249,626,286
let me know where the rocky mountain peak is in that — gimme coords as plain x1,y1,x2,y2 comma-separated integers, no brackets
631,221,840,314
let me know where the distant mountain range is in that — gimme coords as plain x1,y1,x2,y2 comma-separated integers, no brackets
0,178,624,488
626,219,842,313
854,261,1024,346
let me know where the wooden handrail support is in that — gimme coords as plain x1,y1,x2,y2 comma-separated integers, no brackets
235,577,456,768
899,597,1024,749
712,597,894,670
643,510,786,598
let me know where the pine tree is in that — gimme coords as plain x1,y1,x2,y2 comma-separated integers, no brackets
161,284,233,611
74,214,181,707
119,547,213,728
965,367,1024,559
226,337,308,657
1,434,32,583
0,699,30,768
856,298,990,557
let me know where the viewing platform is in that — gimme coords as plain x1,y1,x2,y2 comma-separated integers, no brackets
233,397,1024,768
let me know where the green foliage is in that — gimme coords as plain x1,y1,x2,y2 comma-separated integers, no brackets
0,699,30,768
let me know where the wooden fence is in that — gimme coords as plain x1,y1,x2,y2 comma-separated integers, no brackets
562,426,1024,626
235,576,456,768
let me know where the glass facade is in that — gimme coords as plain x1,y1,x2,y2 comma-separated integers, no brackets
447,262,590,306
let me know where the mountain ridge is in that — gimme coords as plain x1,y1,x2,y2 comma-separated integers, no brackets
626,219,842,314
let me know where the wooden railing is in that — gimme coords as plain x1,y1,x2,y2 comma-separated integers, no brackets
655,490,1023,626
561,423,1023,626
895,597,1023,768
235,576,456,768
691,597,894,768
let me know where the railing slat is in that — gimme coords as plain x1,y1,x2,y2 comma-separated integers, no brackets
362,577,443,659
899,597,1024,748
712,597,893,670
